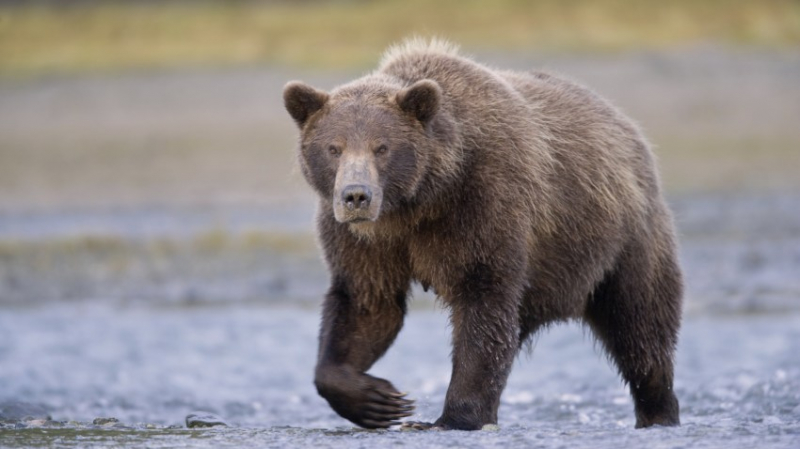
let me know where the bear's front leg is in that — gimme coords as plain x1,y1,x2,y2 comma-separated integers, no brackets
314,276,415,429
418,264,522,431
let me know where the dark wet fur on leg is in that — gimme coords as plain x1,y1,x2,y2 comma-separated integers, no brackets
585,237,682,428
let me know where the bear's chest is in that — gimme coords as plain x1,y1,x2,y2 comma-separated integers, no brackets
408,232,462,299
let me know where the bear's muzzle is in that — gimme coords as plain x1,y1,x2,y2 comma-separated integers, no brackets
333,154,383,223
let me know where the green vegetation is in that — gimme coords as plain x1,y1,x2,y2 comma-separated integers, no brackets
656,136,800,194
0,228,320,305
0,228,316,264
1,0,799,77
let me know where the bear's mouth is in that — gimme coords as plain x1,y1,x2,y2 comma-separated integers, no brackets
332,205,379,224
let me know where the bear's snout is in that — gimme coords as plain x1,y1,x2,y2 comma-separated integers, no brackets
333,153,383,224
342,185,372,211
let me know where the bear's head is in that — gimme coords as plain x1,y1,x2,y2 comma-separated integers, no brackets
283,78,447,225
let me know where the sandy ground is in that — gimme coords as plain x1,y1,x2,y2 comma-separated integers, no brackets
0,47,799,213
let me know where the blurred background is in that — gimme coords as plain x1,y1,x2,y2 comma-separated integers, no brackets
0,0,799,444
1,0,798,310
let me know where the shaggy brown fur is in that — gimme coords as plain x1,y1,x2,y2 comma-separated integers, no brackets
283,38,682,431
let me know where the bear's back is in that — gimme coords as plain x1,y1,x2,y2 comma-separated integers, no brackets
378,39,529,114
378,40,659,236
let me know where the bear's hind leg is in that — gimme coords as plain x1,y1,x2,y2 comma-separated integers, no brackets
584,240,682,428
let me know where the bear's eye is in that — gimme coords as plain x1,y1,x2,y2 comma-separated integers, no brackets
328,145,341,157
374,145,388,155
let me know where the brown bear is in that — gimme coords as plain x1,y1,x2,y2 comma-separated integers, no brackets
283,38,682,431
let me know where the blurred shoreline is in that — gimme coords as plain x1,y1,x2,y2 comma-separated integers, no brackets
1,47,799,316
2,47,798,213
1,192,798,317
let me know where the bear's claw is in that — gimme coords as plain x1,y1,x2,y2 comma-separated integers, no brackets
316,368,415,429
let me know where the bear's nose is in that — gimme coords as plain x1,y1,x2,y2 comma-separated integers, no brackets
342,185,372,211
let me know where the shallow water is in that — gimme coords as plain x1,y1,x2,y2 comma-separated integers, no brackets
1,305,798,448
1,194,800,447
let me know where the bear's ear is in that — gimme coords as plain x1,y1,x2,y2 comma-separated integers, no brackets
283,81,329,128
396,79,441,124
